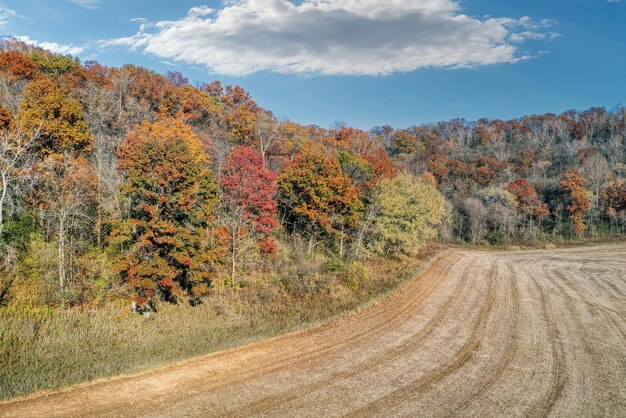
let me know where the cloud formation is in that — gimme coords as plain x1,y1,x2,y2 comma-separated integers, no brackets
16,35,85,55
66,0,103,9
0,6,18,27
101,0,555,76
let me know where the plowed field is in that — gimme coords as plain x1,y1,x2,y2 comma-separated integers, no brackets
2,244,625,417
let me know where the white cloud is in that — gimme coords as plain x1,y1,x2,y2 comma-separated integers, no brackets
100,0,555,76
0,6,28,28
188,6,214,17
508,17,559,42
0,7,15,26
16,35,85,55
66,0,103,8
129,17,147,23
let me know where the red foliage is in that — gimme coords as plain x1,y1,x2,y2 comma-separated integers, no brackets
221,146,279,245
505,179,549,217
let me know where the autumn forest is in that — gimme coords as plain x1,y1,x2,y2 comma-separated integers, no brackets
0,37,624,314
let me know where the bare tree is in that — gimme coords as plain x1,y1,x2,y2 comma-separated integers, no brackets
583,153,612,208
257,112,281,168
464,197,487,245
37,157,96,306
221,203,257,289
615,162,626,183
0,124,37,237
0,74,27,113
531,160,552,186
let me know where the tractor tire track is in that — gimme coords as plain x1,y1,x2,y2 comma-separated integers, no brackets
1,244,624,418
342,259,500,417
229,257,478,416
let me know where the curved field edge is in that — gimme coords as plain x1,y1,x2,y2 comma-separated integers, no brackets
1,243,624,417
0,247,444,401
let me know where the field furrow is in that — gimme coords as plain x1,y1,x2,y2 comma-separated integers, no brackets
1,244,624,417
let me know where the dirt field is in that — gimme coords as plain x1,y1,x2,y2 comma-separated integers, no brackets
1,244,625,417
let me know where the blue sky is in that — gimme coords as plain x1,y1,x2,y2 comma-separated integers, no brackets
0,0,624,129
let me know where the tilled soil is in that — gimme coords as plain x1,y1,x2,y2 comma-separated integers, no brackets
1,244,625,417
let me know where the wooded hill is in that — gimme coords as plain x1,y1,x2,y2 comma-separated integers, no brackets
1,39,624,310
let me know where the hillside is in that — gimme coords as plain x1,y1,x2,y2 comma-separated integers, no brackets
0,38,625,399
1,34,625,313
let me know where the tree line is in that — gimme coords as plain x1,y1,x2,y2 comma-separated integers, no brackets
376,106,626,243
0,39,624,311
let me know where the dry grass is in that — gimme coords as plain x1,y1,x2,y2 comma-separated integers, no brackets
0,249,436,401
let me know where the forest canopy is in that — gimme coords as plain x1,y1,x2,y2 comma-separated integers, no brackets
0,38,624,310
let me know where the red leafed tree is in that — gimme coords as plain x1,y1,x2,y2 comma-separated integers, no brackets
560,170,591,236
221,146,278,246
504,178,549,234
220,146,278,285
504,179,549,217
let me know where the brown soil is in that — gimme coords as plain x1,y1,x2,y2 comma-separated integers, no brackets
1,244,625,417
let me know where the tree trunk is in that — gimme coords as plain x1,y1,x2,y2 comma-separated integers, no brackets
339,227,344,258
259,141,267,169
354,209,375,259
231,227,236,290
58,214,66,308
96,150,102,247
0,170,6,237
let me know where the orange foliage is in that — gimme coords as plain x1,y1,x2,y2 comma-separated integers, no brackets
113,119,219,306
17,78,93,157
0,50,40,81
560,170,590,236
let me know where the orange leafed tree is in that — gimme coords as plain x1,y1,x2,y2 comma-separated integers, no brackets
112,118,219,308
17,78,93,158
278,147,363,255
560,170,591,236
0,105,13,131
222,85,260,145
14,77,95,306
0,49,41,81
